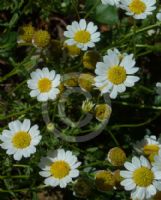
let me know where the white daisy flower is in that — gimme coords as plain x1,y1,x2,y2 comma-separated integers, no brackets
0,119,41,161
94,48,139,99
64,19,100,51
121,0,156,19
134,135,161,162
156,10,161,21
156,82,161,96
153,150,161,171
39,149,81,188
120,156,161,200
101,0,120,7
27,67,60,102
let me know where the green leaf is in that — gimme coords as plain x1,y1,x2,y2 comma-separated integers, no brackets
95,4,119,25
8,13,19,28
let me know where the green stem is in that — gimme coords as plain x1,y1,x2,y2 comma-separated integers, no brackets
110,112,161,129
113,101,161,110
0,185,47,193
71,0,80,20
107,129,119,146
133,20,137,56
0,68,18,83
0,175,29,179
79,160,111,169
85,0,99,19
13,164,29,168
118,22,161,44
0,104,36,120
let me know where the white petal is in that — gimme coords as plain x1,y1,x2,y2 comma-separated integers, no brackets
39,171,51,177
69,169,79,178
13,151,23,161
132,156,141,168
30,89,40,97
79,19,86,30
21,119,31,132
120,170,132,178
37,93,49,102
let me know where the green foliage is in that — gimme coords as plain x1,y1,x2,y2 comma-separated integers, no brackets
0,0,161,199
95,4,119,25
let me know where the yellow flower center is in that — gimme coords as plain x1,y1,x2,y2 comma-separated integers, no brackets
74,30,91,44
129,0,146,15
133,167,154,187
12,131,31,149
50,160,70,179
20,25,35,42
33,30,50,48
107,66,126,85
38,78,52,93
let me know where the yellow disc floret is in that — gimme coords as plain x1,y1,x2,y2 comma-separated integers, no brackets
129,0,146,15
107,66,126,85
74,30,91,44
38,78,52,93
12,131,31,149
133,167,154,187
50,160,70,179
33,30,50,48
20,24,35,43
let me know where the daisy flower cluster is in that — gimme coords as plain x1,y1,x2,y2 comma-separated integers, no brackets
120,134,161,200
1,0,161,199
101,0,157,20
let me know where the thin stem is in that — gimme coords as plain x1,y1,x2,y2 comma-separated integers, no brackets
110,112,161,129
113,101,161,110
0,104,36,120
133,20,137,56
107,129,119,146
13,164,29,168
0,68,18,83
71,0,80,20
0,175,29,179
118,22,161,45
0,185,47,193
79,160,112,169
85,0,99,19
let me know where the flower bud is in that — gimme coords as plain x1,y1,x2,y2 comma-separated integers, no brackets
83,50,100,70
107,147,126,167
73,177,93,198
95,170,115,192
82,99,95,113
78,73,94,92
95,104,111,122
64,44,81,57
